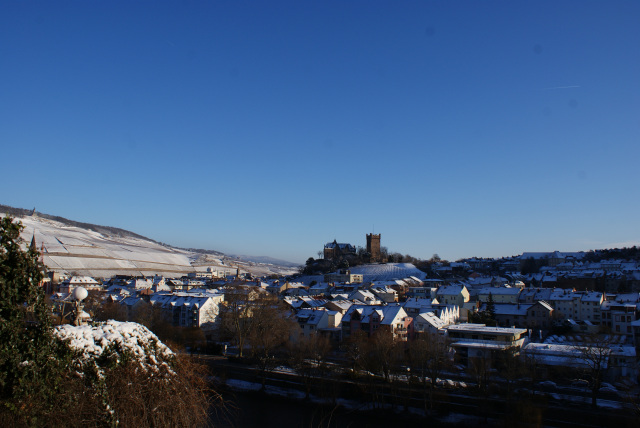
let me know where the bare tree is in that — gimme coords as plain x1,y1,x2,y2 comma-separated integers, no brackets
409,332,451,411
470,354,493,396
364,328,401,383
247,295,295,389
288,332,332,399
573,334,613,408
495,347,527,403
93,298,127,323
218,285,263,357
469,354,495,423
344,329,368,377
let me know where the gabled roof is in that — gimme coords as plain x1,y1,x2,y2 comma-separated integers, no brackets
324,241,356,251
325,299,352,313
402,297,435,310
535,300,554,312
414,311,445,330
296,308,327,326
300,296,328,307
379,305,406,325
371,286,397,294
342,304,407,325
436,285,467,296
580,291,603,302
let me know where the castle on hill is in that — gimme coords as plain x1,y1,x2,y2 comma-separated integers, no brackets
323,233,383,264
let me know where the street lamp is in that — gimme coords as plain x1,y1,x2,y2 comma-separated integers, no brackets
72,286,89,326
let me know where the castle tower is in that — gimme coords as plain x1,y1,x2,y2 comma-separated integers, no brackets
366,233,381,263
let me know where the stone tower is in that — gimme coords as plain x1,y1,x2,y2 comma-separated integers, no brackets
366,233,381,263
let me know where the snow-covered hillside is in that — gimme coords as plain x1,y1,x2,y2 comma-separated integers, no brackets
1,212,298,278
348,263,427,282
13,214,195,278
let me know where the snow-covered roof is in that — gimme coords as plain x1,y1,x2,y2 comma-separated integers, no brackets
414,312,445,331
446,324,527,336
479,286,521,296
436,285,467,296
324,241,355,251
326,299,352,312
66,276,100,285
296,308,327,326
402,297,436,310
536,300,554,312
342,304,407,325
150,292,222,309
615,293,640,303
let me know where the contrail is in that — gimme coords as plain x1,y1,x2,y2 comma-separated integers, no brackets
544,85,581,90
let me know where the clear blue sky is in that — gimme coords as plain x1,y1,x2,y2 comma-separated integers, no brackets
2,1,639,264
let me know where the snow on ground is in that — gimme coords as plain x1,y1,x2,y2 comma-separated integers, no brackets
13,215,194,277
548,393,624,409
6,214,296,278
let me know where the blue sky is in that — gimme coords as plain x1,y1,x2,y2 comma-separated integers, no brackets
1,1,639,264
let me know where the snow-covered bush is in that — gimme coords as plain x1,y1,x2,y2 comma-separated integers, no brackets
53,321,215,427
55,320,175,378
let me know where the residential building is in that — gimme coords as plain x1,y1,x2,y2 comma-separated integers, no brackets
601,301,636,337
341,305,412,340
294,308,342,339
435,284,470,307
150,291,224,329
445,324,528,367
478,286,522,304
59,276,101,293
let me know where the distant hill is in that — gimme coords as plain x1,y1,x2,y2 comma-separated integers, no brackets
0,204,298,278
231,255,301,268
0,204,158,243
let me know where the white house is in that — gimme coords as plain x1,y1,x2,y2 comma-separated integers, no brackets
436,284,470,307
294,308,342,338
150,291,224,329
59,276,101,293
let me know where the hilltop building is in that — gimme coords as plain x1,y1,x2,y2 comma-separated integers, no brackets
323,233,384,263
323,240,356,260
367,233,382,263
